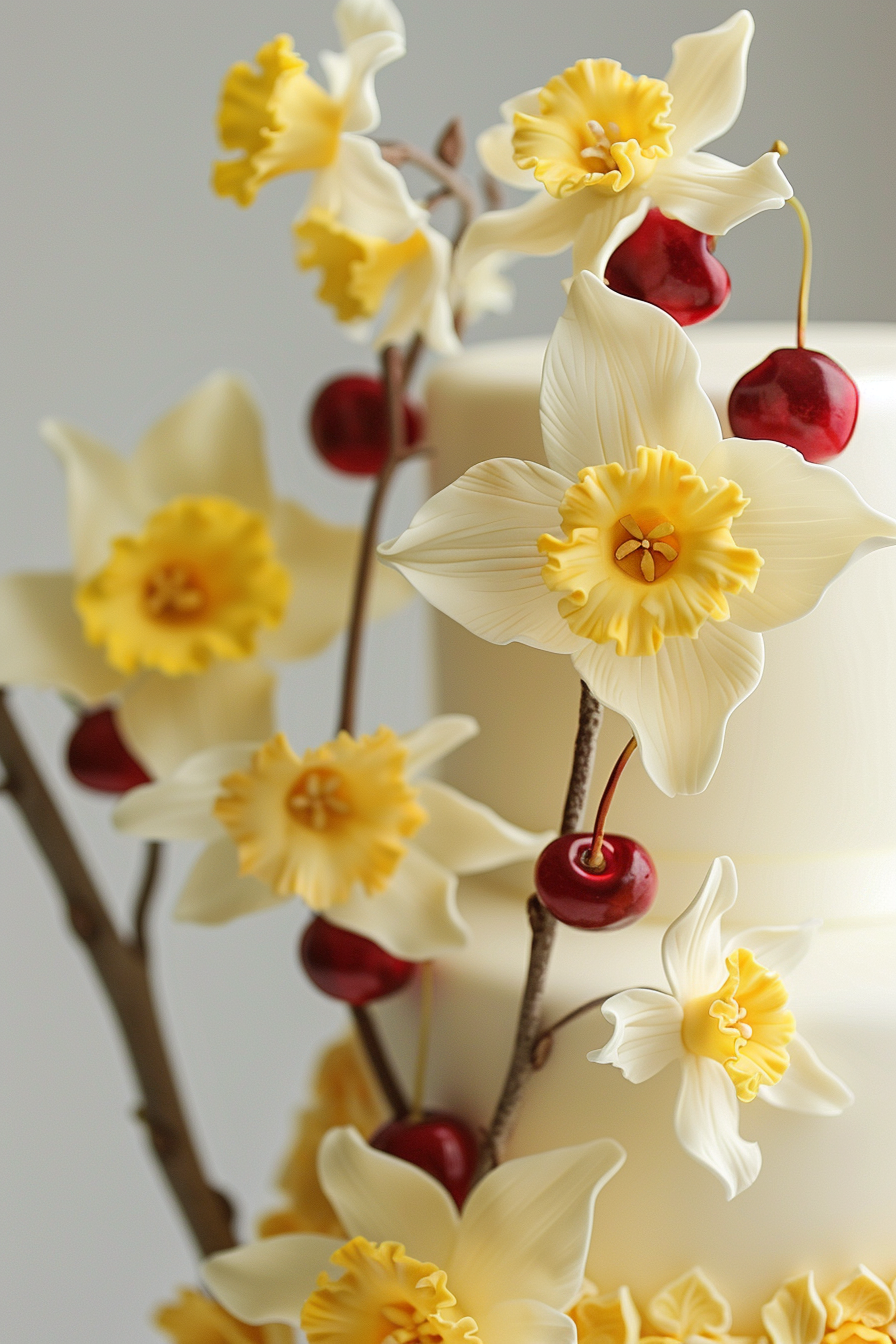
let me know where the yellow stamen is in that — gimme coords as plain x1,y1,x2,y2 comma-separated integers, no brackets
302,1238,481,1344
295,209,429,323
538,446,763,658
214,728,427,908
75,496,290,676
681,948,795,1102
513,59,673,199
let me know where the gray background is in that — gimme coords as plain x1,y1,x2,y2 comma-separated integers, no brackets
1,1,893,1338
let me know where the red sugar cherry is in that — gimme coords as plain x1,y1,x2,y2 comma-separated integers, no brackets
299,917,416,1006
370,1111,480,1208
534,833,657,931
605,207,731,327
66,707,151,794
308,375,425,475
727,346,860,463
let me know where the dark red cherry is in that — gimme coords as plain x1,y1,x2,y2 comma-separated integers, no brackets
309,375,425,475
534,833,657,930
605,208,730,326
300,917,416,1005
728,346,859,463
66,707,151,793
370,1112,479,1207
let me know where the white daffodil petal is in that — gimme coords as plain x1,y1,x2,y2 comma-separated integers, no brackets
322,31,405,134
335,0,406,46
379,458,580,653
663,10,754,155
130,373,274,516
202,1234,343,1326
574,194,651,280
41,421,144,581
477,122,541,190
401,714,479,778
499,89,542,122
326,135,425,240
541,272,722,479
0,572,125,703
761,1273,827,1344
759,1034,854,1116
674,1054,761,1199
260,500,407,663
662,856,737,1002
319,1127,460,1267
479,1300,577,1344
572,622,764,797
590,988,684,1082
728,920,820,979
449,1138,625,1318
174,838,284,924
117,660,275,778
112,743,257,841
700,438,896,633
650,150,791,236
415,780,552,875
455,190,593,282
326,846,468,960
377,226,461,356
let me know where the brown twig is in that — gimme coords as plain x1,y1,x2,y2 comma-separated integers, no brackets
132,840,162,958
473,683,603,1180
351,1004,410,1118
336,345,408,738
0,690,235,1257
378,140,477,244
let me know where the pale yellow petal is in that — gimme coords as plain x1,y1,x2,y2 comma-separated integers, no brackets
0,571,125,702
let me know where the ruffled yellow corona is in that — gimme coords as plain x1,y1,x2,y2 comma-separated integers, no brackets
302,1238,481,1344
296,210,429,323
513,60,674,198
682,948,795,1102
824,1269,896,1344
75,496,290,676
538,447,763,657
214,727,427,908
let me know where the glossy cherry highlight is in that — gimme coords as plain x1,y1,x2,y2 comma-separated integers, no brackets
535,833,657,930
309,374,425,475
728,347,859,463
370,1111,479,1208
300,917,416,1006
66,707,151,794
605,208,730,327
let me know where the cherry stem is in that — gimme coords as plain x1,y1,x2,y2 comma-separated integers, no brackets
472,683,603,1183
582,736,638,872
351,1004,410,1119
789,196,813,349
336,345,408,738
410,961,434,1122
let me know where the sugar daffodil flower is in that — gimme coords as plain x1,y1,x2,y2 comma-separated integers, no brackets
379,273,896,795
202,1125,625,1343
762,1268,896,1344
213,0,405,208
590,856,853,1200
0,374,407,778
295,133,459,353
114,714,551,960
457,11,791,283
571,1267,739,1344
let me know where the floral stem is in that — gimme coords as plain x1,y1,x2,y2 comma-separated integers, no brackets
337,345,407,738
351,1004,410,1119
410,961,434,1122
132,840,163,958
582,736,637,872
473,683,603,1181
0,689,235,1257
378,140,477,243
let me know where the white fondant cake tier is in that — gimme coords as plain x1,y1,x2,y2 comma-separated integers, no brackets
428,323,896,923
377,880,896,1329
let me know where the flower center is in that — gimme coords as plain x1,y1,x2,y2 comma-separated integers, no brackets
74,495,291,677
681,948,796,1102
538,446,763,658
287,768,353,831
214,728,427,908
512,58,674,198
301,1237,482,1344
296,209,429,324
